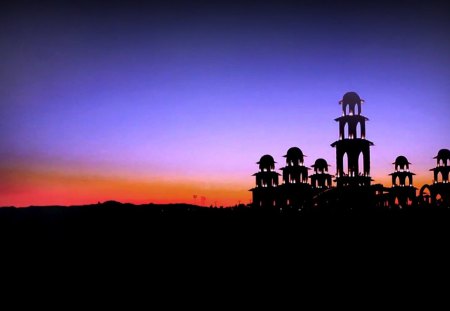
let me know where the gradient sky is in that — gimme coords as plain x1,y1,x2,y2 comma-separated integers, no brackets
1,0,449,207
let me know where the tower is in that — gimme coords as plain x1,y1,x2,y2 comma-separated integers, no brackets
420,149,450,206
280,147,309,184
388,156,416,207
250,154,280,207
278,147,311,209
310,158,333,190
431,149,450,184
331,92,373,187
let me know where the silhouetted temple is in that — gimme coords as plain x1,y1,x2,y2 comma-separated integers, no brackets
388,156,416,208
332,92,373,187
419,149,450,207
250,92,449,209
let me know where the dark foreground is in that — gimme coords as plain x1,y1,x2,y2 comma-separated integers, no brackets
2,202,449,283
1,201,449,242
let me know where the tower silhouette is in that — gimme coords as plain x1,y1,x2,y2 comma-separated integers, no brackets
431,149,450,184
420,149,450,206
310,158,333,189
279,147,312,209
251,154,279,207
331,92,373,187
389,156,416,207
280,147,309,184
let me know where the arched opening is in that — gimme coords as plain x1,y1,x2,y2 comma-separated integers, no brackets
356,121,362,139
394,197,399,206
343,122,348,139
342,152,349,176
358,152,364,176
393,175,399,186
437,171,443,183
420,185,431,204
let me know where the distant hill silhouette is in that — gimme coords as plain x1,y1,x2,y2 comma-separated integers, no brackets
2,200,449,237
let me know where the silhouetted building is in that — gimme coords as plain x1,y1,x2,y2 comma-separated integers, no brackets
388,156,416,208
331,92,373,187
250,91,448,210
250,155,279,207
278,147,312,209
310,158,333,190
419,149,450,207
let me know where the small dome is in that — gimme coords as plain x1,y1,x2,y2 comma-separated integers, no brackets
393,155,410,170
394,156,410,166
284,147,304,162
257,154,275,170
312,158,329,171
341,92,362,104
435,149,450,160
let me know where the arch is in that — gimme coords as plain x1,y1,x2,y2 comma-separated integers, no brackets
408,175,413,186
356,121,362,139
342,152,349,176
393,175,399,186
420,185,431,196
419,184,431,204
357,151,364,176
343,122,348,139
436,171,443,183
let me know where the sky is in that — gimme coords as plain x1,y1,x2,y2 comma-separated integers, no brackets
1,0,449,207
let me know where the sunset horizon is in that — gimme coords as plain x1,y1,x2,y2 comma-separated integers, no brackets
1,1,449,208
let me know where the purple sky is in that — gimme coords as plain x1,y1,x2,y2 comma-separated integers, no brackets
1,1,449,206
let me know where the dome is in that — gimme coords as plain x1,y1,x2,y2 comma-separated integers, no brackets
284,147,304,162
341,92,362,104
393,155,410,170
394,156,410,166
312,158,329,171
257,154,275,170
435,149,450,160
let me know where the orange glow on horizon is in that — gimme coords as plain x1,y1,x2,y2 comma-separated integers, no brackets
0,166,252,207
0,158,438,208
